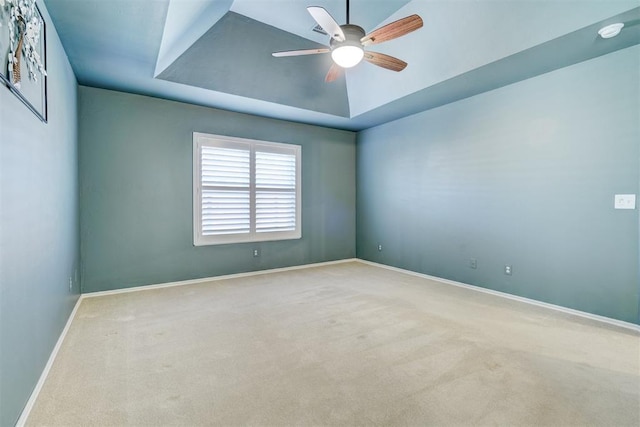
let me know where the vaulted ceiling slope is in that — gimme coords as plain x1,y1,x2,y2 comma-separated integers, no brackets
44,0,639,130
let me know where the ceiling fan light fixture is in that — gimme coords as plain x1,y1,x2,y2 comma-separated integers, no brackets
332,45,364,68
329,24,366,68
598,23,624,39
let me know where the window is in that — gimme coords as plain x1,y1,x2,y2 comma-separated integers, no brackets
193,132,301,246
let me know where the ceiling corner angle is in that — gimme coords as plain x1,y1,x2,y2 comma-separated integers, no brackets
154,0,234,77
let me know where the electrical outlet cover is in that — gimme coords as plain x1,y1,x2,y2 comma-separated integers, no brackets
614,194,636,210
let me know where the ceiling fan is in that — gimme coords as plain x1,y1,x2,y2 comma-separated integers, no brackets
272,0,423,82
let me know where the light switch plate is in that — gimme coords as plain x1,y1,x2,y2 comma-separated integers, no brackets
614,194,636,210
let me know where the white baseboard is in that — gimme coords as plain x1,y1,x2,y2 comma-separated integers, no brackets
83,258,359,298
356,259,640,333
16,296,83,427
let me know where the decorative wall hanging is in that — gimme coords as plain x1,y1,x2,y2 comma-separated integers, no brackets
0,0,47,122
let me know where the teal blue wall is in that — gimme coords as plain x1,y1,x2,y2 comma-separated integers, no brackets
79,87,356,293
0,1,79,425
356,46,639,324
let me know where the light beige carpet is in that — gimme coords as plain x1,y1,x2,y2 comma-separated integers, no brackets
27,262,639,426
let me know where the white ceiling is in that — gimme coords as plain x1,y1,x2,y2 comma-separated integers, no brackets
43,0,640,130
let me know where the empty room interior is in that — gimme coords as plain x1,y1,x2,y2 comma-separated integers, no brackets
1,0,639,425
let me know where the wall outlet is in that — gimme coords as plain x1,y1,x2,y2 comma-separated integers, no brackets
377,244,382,252
504,265,512,275
253,249,259,257
614,194,636,210
469,258,477,269
68,277,73,292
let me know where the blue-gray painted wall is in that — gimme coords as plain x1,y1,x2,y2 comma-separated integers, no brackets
79,86,356,293
356,46,640,324
0,1,79,425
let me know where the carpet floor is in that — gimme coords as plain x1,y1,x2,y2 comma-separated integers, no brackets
27,261,639,426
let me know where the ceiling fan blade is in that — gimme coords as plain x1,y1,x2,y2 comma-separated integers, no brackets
308,6,345,42
272,48,330,57
364,52,407,72
361,14,423,46
325,63,342,83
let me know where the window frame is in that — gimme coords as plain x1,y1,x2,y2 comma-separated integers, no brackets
193,132,302,246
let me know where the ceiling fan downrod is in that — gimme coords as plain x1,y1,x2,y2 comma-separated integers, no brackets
346,0,350,25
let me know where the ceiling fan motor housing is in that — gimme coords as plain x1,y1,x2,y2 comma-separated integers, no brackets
330,24,366,50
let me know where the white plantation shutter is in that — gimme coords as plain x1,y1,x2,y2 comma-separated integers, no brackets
256,151,297,233
201,146,250,236
194,133,301,246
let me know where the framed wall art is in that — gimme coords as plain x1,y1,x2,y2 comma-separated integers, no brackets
0,0,47,122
